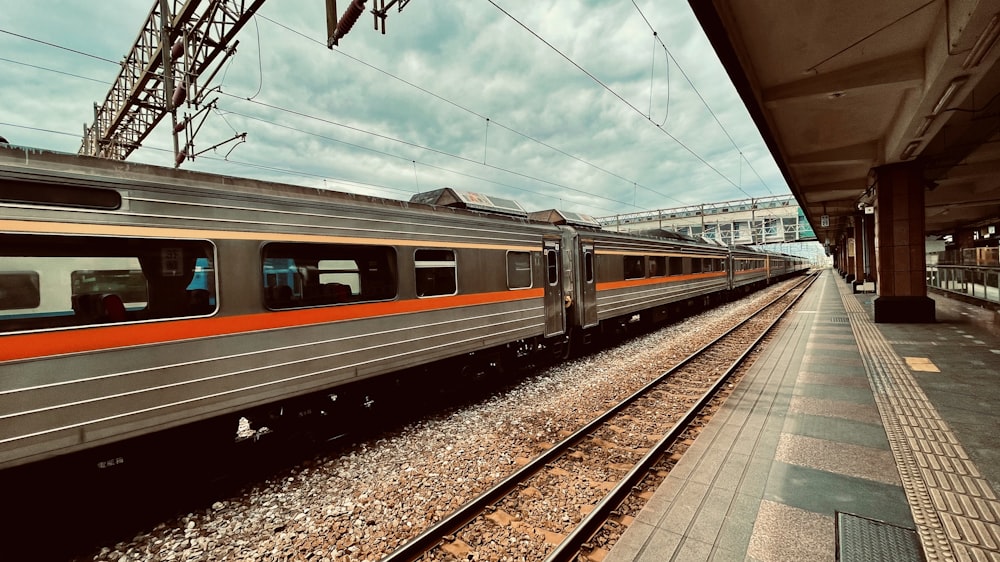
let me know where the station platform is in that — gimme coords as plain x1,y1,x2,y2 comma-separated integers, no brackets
604,269,1000,562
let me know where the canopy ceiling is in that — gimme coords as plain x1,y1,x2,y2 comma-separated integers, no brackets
690,0,1000,247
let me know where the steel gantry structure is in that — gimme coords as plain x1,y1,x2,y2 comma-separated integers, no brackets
79,0,410,167
79,0,266,164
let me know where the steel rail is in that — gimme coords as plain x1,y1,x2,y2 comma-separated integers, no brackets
545,271,818,561
380,272,818,562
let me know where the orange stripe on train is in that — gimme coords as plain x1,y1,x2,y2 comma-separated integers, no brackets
597,270,728,291
0,289,544,363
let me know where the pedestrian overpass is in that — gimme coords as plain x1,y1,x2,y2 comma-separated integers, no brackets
597,194,816,246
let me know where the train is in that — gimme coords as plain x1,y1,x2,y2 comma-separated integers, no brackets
0,145,809,475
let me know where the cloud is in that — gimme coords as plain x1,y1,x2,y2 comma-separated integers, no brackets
0,0,790,219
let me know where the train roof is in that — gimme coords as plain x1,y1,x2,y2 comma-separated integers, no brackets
0,145,561,228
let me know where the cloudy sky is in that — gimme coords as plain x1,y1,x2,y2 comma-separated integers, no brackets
0,0,792,220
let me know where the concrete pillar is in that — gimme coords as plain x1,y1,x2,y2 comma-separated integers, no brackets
840,234,850,278
844,225,859,283
873,161,935,322
954,227,975,250
851,211,877,292
863,211,877,285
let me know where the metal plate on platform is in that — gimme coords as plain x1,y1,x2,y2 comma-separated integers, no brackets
836,512,924,562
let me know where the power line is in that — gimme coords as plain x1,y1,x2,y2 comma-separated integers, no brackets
0,121,82,140
0,57,107,84
487,0,758,199
630,1,773,196
255,13,686,207
1,16,758,219
0,28,121,65
0,46,630,214
5,17,684,211
218,95,633,213
5,8,764,213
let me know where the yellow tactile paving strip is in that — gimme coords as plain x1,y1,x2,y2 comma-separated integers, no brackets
839,285,1000,562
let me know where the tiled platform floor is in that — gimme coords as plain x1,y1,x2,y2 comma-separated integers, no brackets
604,269,1000,562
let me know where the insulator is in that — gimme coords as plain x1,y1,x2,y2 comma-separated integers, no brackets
333,0,366,42
172,83,187,107
173,119,187,133
171,39,184,60
175,149,187,166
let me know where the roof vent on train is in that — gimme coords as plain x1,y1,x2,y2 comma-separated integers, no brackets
528,209,602,228
410,188,528,218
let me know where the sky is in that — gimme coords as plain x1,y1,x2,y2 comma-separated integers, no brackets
0,0,793,221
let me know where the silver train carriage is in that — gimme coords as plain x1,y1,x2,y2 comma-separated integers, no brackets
560,226,732,331
0,148,569,471
0,146,807,473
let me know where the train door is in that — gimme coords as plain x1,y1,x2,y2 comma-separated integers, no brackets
580,242,598,328
543,239,566,337
726,250,734,289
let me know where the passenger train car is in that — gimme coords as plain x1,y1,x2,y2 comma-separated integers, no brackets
0,146,808,475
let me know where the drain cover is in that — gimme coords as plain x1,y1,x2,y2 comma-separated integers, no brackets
836,512,924,562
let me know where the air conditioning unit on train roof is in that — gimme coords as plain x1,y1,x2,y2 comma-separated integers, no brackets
528,209,602,229
410,187,528,218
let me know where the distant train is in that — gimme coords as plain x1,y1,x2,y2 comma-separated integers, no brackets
0,145,808,474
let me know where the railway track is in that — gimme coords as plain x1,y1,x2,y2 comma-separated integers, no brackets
381,272,818,562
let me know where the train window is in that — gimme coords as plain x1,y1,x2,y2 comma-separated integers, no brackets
624,255,644,279
546,249,559,285
668,256,683,276
506,251,532,289
703,258,714,273
1,180,121,210
0,272,40,310
691,258,703,274
648,256,666,278
584,250,594,283
415,249,457,297
0,234,216,333
262,243,397,308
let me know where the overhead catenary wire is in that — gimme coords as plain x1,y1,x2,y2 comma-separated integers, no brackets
216,98,633,213
0,28,120,65
3,6,788,216
3,14,693,212
255,13,687,207
486,0,753,199
0,56,107,84
1,24,635,214
631,2,772,196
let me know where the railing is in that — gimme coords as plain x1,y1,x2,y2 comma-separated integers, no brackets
927,264,1000,305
